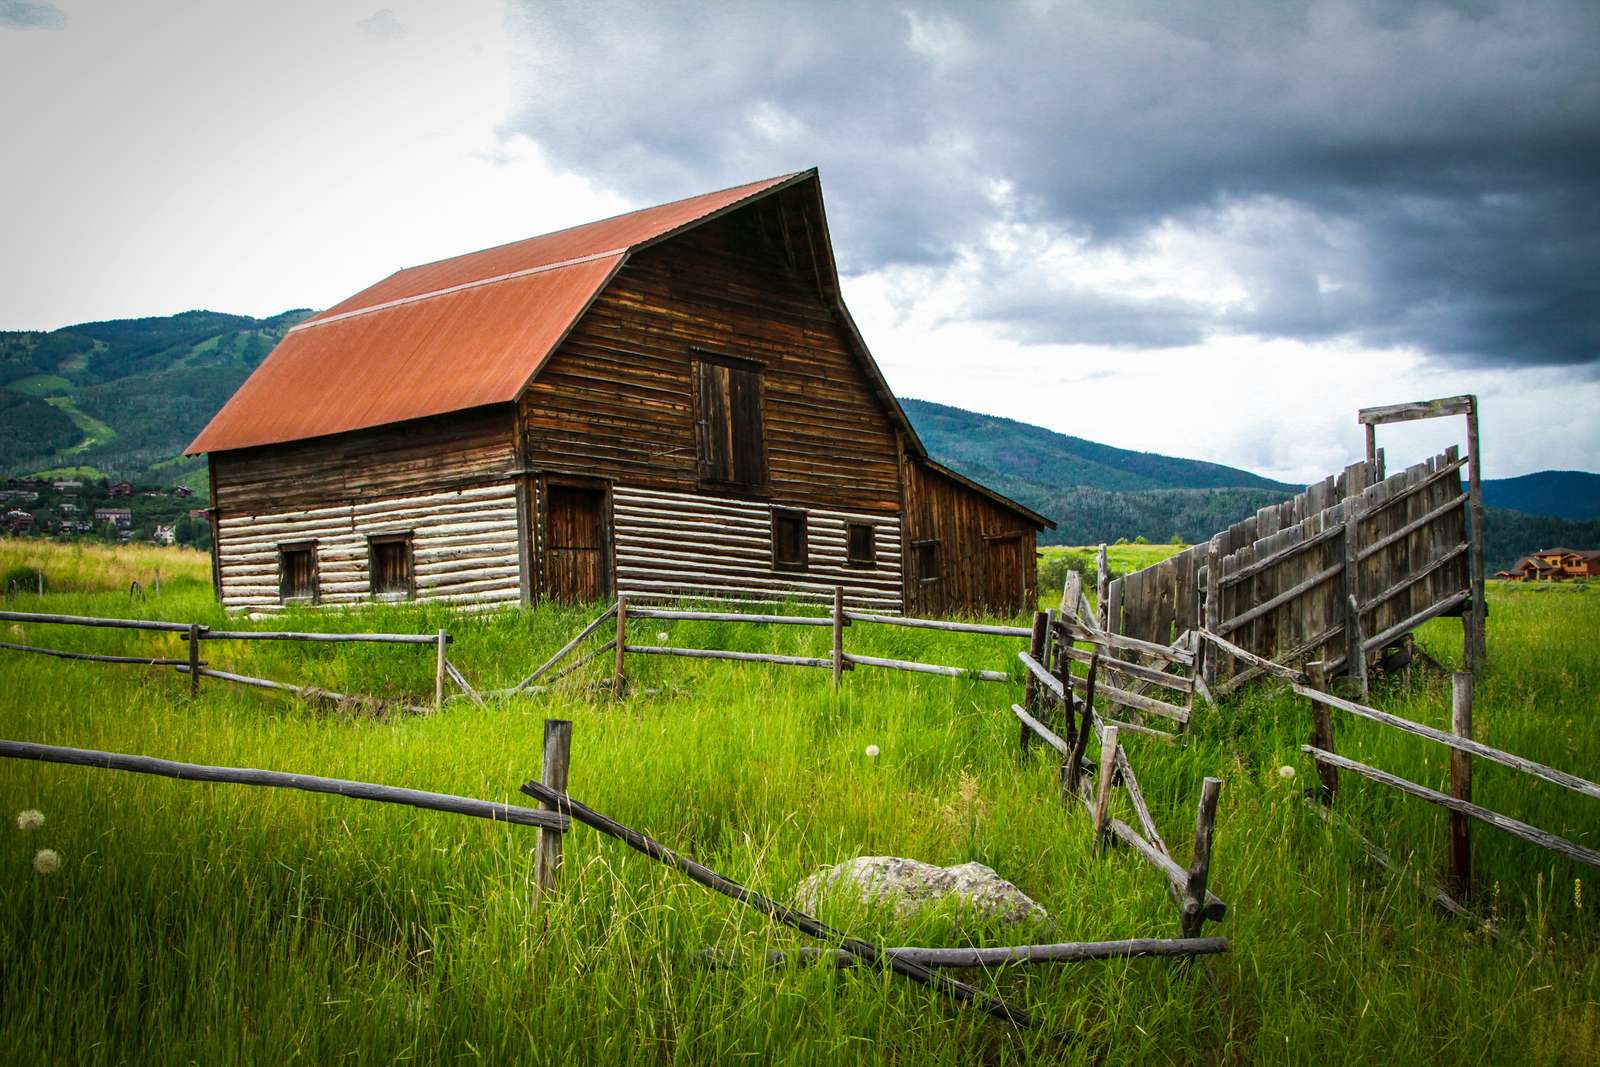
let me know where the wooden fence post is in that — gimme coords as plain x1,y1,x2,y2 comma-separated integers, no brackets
1065,652,1098,800
1092,724,1119,846
1096,544,1109,630
1342,501,1369,697
1181,777,1223,937
535,718,572,901
1464,397,1487,669
187,623,202,697
1306,661,1339,804
1203,540,1220,691
1450,671,1473,896
613,596,628,697
832,586,845,689
154,568,161,597
1021,610,1048,760
434,630,448,711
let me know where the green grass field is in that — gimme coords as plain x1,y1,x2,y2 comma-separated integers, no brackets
1,542,1596,1064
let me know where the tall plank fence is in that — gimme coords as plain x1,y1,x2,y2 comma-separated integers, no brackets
1104,396,1485,696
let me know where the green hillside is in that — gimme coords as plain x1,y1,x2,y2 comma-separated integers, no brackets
1481,470,1600,521
0,309,309,485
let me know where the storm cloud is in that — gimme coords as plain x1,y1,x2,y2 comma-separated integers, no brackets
505,0,1600,367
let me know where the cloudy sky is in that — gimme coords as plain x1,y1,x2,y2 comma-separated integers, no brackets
3,0,1596,482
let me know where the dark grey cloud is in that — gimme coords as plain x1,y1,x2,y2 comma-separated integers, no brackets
505,0,1600,368
0,0,64,30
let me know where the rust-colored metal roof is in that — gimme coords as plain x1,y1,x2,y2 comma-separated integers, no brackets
187,172,803,454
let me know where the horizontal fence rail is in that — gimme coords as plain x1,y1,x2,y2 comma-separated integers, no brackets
704,937,1229,969
0,739,568,831
1303,745,1600,871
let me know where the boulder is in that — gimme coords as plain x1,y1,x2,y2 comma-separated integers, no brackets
794,856,1049,927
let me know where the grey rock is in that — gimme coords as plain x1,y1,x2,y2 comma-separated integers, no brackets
794,856,1049,927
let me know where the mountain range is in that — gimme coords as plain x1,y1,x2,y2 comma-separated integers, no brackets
2,310,1596,569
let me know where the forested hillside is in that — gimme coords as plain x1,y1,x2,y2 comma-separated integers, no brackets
0,309,309,485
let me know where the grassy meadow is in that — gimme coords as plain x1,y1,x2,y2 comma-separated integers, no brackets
1,539,1597,1064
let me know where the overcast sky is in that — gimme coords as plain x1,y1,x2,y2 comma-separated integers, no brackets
3,0,1596,482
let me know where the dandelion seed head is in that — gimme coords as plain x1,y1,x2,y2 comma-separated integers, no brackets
864,744,880,758
1277,765,1296,780
656,631,669,643
33,849,60,875
15,809,44,831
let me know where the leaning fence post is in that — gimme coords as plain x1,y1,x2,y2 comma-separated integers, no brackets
535,718,572,901
1181,777,1223,937
434,630,448,711
1065,651,1097,799
187,623,202,697
832,586,845,689
1450,671,1474,896
1091,724,1119,846
613,596,628,697
1021,610,1048,760
1096,543,1109,630
1306,661,1338,804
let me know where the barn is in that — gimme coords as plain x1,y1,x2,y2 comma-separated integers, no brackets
187,170,1052,617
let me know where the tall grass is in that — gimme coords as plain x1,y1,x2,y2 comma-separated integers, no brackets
0,546,1596,1064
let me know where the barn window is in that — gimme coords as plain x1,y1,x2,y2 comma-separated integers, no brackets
772,509,808,570
846,522,877,567
278,543,318,602
694,356,767,490
369,533,413,598
913,540,940,582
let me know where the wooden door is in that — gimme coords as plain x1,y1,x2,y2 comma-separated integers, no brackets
543,484,610,603
985,535,1025,615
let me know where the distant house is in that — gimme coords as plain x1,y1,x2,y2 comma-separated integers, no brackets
187,170,1052,616
52,480,82,491
170,486,195,498
1506,548,1599,581
4,510,33,531
153,523,177,545
93,507,132,528
109,481,135,498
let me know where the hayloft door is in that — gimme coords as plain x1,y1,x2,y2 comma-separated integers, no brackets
542,482,611,604
985,534,1026,615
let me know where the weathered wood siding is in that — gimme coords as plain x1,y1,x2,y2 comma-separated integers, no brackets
210,409,519,612
215,484,522,611
902,460,1038,617
612,485,902,610
519,199,903,515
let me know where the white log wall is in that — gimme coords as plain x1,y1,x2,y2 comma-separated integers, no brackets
216,484,521,612
611,485,903,612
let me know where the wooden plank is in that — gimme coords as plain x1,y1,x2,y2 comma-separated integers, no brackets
1060,644,1193,693
710,937,1229,968
1107,819,1227,920
1180,778,1223,936
1450,673,1473,894
1196,629,1306,685
1057,618,1194,665
1362,541,1469,615
1065,673,1189,723
1092,726,1120,839
202,629,450,645
1301,747,1600,870
1217,523,1345,589
519,780,1032,1028
1465,398,1486,667
176,665,430,716
1362,590,1471,653
844,653,1009,683
1294,684,1600,801
509,603,618,694
1116,746,1167,856
0,609,193,634
1357,491,1467,562
1214,562,1344,637
843,610,1031,637
0,640,199,668
630,645,832,669
629,607,832,626
1010,703,1072,757
0,738,568,830
1358,395,1475,425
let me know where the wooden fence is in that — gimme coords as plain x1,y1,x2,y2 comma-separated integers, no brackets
0,609,454,715
1297,666,1599,933
518,592,1033,697
1101,396,1486,697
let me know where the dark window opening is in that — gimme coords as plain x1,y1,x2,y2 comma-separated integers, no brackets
694,357,767,490
846,522,877,567
914,540,940,582
772,509,808,570
279,543,318,602
369,534,414,598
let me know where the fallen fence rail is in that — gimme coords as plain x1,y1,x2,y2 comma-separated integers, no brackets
701,936,1228,969
0,738,568,831
175,665,432,717
520,777,1034,1029
0,638,200,668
